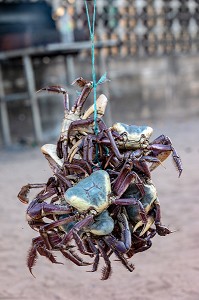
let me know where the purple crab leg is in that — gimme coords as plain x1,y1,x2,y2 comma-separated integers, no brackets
103,235,135,273
60,249,91,266
71,158,92,175
113,197,146,223
58,215,94,247
86,237,100,272
103,213,131,254
39,214,79,249
67,118,95,139
113,170,145,198
64,162,89,176
18,183,47,204
149,135,183,176
97,239,112,280
104,128,123,160
117,213,132,250
153,199,172,236
73,230,94,256
71,78,93,112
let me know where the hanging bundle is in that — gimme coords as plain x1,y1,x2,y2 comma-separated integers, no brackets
17,1,182,280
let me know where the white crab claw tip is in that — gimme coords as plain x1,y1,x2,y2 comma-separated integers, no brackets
133,221,143,232
139,216,155,236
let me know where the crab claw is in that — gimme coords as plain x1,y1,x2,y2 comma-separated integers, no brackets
18,184,31,204
18,183,47,204
133,215,155,236
155,224,172,236
71,77,90,87
36,86,67,94
41,144,63,168
82,94,108,120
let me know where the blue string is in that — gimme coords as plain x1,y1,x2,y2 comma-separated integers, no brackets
84,0,98,134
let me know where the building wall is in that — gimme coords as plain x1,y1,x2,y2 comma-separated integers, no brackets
1,53,199,146
108,54,199,125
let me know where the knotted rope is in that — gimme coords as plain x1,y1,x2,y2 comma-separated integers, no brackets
84,0,104,134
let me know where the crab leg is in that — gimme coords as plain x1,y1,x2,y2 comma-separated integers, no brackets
60,248,91,266
58,215,94,247
134,229,156,253
113,197,147,224
97,239,112,280
149,135,183,176
71,78,93,112
39,214,79,249
104,128,123,160
86,237,100,272
117,213,132,250
18,183,47,204
82,135,95,165
27,235,63,276
34,189,57,202
63,162,89,176
81,135,98,166
103,213,131,254
103,235,135,273
72,230,94,256
71,158,92,175
90,250,100,272
104,152,121,169
112,159,145,198
153,199,172,236
68,139,82,162
133,156,161,179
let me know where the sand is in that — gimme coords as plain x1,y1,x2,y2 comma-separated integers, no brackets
0,117,199,300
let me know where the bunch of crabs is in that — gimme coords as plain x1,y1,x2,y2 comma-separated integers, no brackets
18,77,183,280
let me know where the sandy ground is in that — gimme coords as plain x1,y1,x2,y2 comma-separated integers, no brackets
0,116,199,300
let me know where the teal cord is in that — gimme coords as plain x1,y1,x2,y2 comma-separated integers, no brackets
84,0,98,134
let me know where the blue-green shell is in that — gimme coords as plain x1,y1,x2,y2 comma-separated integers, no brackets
58,214,77,233
112,123,153,149
85,211,114,235
64,170,111,213
124,182,157,224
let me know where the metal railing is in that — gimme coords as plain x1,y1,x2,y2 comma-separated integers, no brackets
66,0,199,57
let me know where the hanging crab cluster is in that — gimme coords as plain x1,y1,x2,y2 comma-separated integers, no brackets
18,77,182,280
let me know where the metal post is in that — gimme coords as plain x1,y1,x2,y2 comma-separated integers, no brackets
65,54,76,105
66,54,75,84
98,48,112,126
0,63,11,146
23,55,43,143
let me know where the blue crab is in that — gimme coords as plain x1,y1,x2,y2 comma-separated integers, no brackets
58,209,134,280
23,170,139,278
39,77,108,166
124,180,172,236
56,170,142,247
110,122,183,177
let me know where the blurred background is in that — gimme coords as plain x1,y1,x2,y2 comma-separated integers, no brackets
1,0,199,147
0,1,199,300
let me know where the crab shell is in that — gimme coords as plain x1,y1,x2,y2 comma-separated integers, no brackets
59,210,114,236
112,123,153,150
64,170,111,213
85,210,114,235
41,144,63,167
124,181,157,235
58,214,77,233
61,94,108,138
